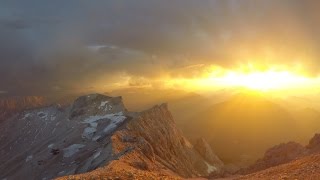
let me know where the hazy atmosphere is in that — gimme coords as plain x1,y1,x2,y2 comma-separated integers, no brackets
2,0,320,96
2,1,320,179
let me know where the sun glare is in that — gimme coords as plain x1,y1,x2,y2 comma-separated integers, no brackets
165,66,318,94
215,70,310,91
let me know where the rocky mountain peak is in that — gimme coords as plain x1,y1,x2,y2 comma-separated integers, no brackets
0,94,223,180
70,94,126,119
107,102,222,178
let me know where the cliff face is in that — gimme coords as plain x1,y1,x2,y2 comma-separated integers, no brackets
0,94,223,180
111,104,218,178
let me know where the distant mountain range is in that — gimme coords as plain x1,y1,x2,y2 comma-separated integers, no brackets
179,92,320,169
236,133,320,179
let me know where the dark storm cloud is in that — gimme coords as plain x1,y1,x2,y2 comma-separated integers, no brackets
1,0,320,95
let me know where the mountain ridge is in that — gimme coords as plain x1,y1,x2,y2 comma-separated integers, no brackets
0,93,223,180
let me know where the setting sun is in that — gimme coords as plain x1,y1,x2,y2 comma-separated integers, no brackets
214,70,310,91
164,65,319,94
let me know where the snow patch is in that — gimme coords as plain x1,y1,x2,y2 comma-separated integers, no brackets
82,112,125,124
82,112,126,139
93,150,101,159
103,114,126,134
90,122,98,128
103,123,117,134
205,161,217,173
25,155,33,162
106,104,113,111
82,127,97,139
58,171,65,176
48,143,54,148
37,112,48,119
92,135,101,141
99,101,109,108
23,113,32,119
50,115,56,121
63,144,85,158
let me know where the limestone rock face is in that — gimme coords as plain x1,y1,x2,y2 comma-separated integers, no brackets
194,138,224,169
0,94,223,180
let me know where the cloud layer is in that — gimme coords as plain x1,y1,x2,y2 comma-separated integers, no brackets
1,0,320,95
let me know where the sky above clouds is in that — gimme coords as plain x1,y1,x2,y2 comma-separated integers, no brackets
1,0,320,95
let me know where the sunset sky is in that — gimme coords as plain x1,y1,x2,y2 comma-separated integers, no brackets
1,0,320,96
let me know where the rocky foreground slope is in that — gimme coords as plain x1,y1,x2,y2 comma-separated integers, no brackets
208,134,320,180
236,153,320,180
0,94,223,180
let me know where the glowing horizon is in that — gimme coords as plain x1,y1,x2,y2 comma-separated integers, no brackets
163,64,320,95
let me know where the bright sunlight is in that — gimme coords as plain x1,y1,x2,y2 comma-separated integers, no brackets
165,65,318,94
215,70,310,91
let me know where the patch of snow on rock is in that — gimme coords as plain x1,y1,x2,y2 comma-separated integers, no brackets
63,144,85,158
103,114,126,134
106,104,112,111
82,127,97,139
81,112,126,139
92,135,101,141
48,144,54,148
25,155,33,162
50,115,56,121
99,101,109,109
82,112,125,124
205,161,217,173
37,112,48,119
90,122,98,128
93,150,101,159
23,113,32,119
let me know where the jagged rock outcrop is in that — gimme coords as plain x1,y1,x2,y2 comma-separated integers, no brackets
111,104,218,178
0,94,222,180
239,142,306,174
194,138,224,170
